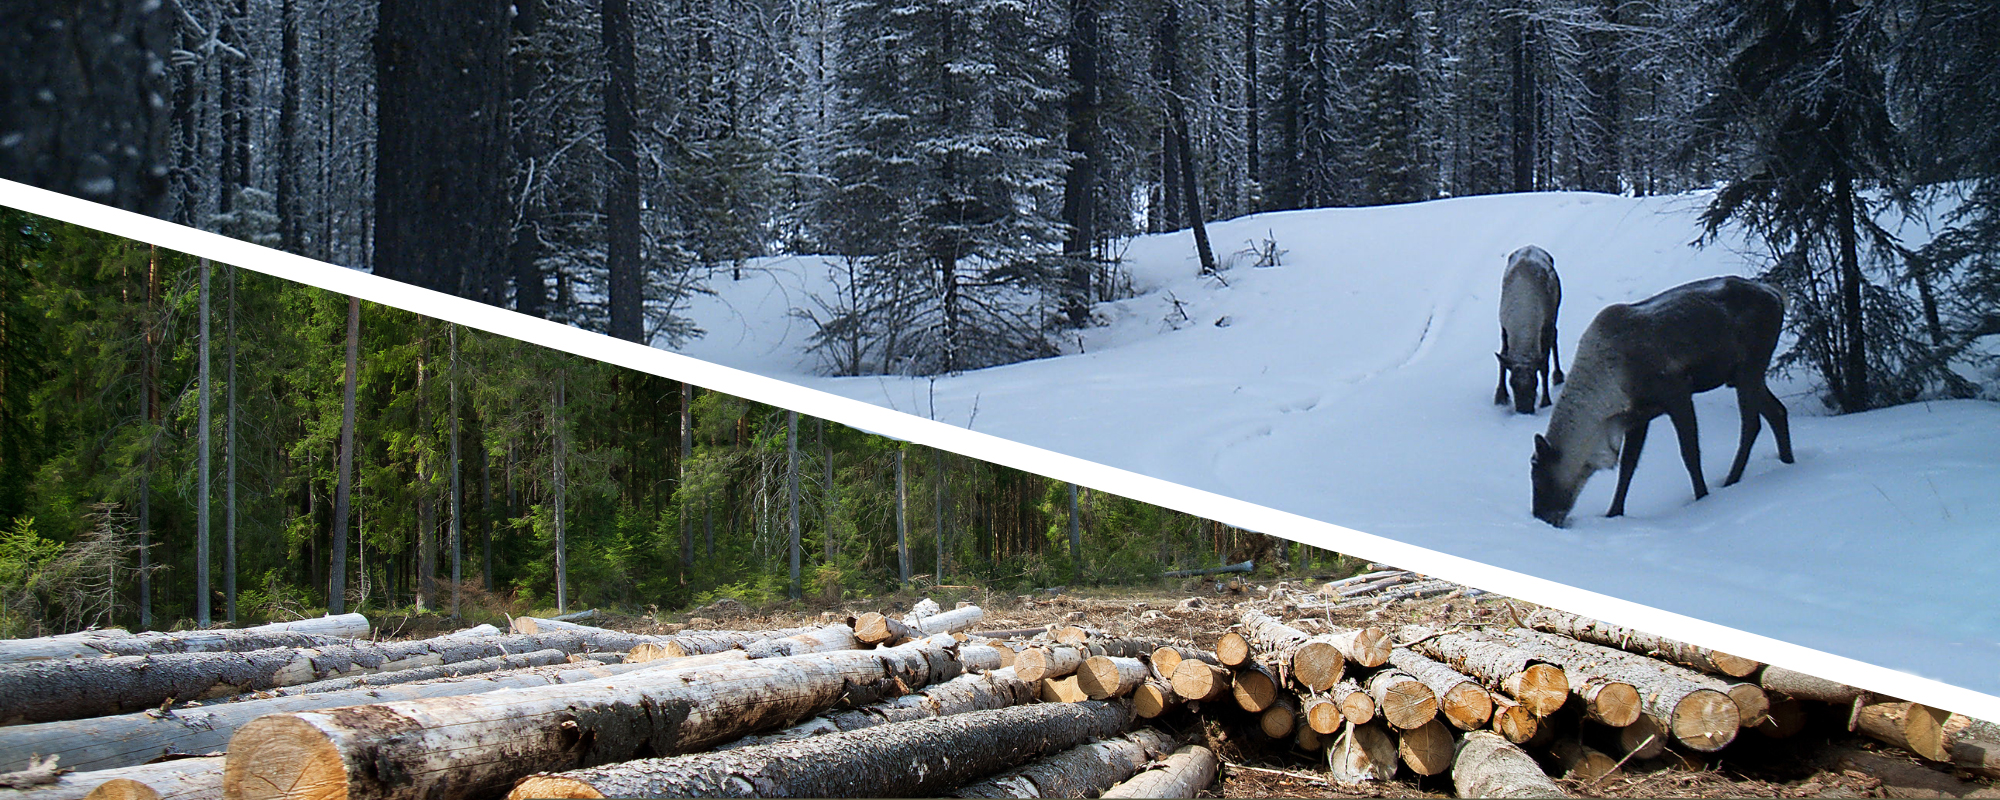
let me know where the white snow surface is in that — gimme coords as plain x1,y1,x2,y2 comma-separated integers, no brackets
672,191,2000,697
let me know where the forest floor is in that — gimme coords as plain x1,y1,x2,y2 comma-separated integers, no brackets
372,576,2000,800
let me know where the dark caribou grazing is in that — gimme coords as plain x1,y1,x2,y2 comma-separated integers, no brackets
1496,245,1565,414
1531,276,1795,527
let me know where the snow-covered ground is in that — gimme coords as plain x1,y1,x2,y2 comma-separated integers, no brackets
672,191,2000,697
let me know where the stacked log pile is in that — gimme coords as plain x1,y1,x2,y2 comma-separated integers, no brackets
3,597,1994,800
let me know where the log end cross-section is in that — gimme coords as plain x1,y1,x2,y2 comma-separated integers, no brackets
224,713,353,800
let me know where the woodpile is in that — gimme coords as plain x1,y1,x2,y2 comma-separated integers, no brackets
4,596,1992,800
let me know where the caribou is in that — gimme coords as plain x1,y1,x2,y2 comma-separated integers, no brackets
1496,245,1565,414
1531,276,1795,527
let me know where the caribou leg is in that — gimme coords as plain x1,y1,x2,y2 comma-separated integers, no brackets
1724,387,1763,486
1546,321,1565,385
1495,358,1511,406
1665,396,1709,500
1608,419,1650,517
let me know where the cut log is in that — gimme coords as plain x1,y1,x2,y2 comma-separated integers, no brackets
739,625,860,659
507,701,1135,799
1856,702,1952,762
1389,649,1492,731
1295,723,1323,753
1318,570,1410,595
1214,632,1252,668
1453,731,1567,798
716,666,1036,750
0,629,663,724
950,727,1176,797
958,644,1008,673
222,636,964,800
1334,677,1375,725
1259,695,1299,738
507,616,612,635
1078,656,1148,700
1230,662,1281,713
1522,608,1759,677
1397,718,1456,776
1016,646,1087,683
1296,626,1392,677
1551,738,1619,782
1133,679,1182,719
910,606,985,638
1041,675,1089,703
1239,611,1310,655
1100,744,1218,799
0,629,130,664
658,625,823,657
0,616,371,665
1759,664,1867,705
0,756,223,800
1169,661,1232,703
968,628,1049,640
1400,625,1567,716
1148,646,1217,681
1329,721,1398,784
440,624,501,639
1499,629,1734,750
852,613,920,645
0,653,736,775
1051,625,1097,645
1755,697,1807,739
1489,694,1538,744
1161,560,1253,578
1571,675,1643,728
1366,668,1438,730
1304,693,1344,735
1953,735,2000,781
266,649,572,695
1616,714,1668,759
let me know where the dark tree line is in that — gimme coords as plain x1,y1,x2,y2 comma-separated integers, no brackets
2,0,1996,397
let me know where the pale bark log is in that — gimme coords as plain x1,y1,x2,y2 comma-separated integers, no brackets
1041,675,1089,703
1523,608,1759,677
1856,702,1951,762
1238,611,1309,665
1334,677,1375,725
1100,744,1218,799
1389,649,1492,731
1258,694,1299,738
950,728,1176,797
1016,646,1087,683
658,626,824,657
1499,630,1728,746
439,625,500,639
1551,738,1619,782
1304,693,1344,735
1329,721,1397,784
221,637,962,800
0,630,129,663
1147,646,1216,681
0,757,222,800
1078,657,1148,700
0,655,696,773
1759,665,1867,705
1400,625,1567,716
505,701,1135,799
1169,662,1231,703
1366,668,1438,730
1297,626,1392,677
267,649,571,695
957,644,1007,674
1398,718,1455,776
0,629,657,724
715,667,1035,750
0,616,370,665
1453,731,1567,798
1133,679,1181,718
740,625,861,659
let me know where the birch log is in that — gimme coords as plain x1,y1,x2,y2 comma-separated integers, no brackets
505,701,1135,799
1400,626,1567,716
1101,744,1218,799
1523,608,1759,677
1329,721,1398,784
1389,649,1492,731
950,728,1176,798
222,636,962,800
1452,731,1567,798
0,757,223,800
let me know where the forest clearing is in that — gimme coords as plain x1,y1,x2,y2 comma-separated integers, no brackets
2,572,1996,799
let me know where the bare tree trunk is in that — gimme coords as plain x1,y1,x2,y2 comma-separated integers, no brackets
788,410,801,600
681,382,693,574
821,419,834,562
1835,170,1868,412
449,326,462,618
1067,483,1082,584
225,264,237,623
604,0,642,341
935,450,946,582
897,450,909,588
138,247,156,630
1159,0,1217,275
197,258,212,628
553,373,567,612
480,444,493,591
330,298,359,615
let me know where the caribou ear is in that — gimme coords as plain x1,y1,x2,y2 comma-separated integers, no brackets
1534,434,1557,460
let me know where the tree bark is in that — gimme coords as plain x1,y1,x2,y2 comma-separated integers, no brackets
739,625,860,659
448,328,461,618
1330,721,1397,784
0,0,171,215
196,259,211,628
1077,656,1148,699
0,615,369,663
896,451,909,587
1401,626,1567,716
853,605,984,645
1389,649,1491,731
223,638,968,800
1502,630,1736,750
329,298,359,614
3,755,223,800
1334,677,1375,725
1067,483,1082,585
0,655,687,774
1521,608,1759,677
603,0,642,342
507,701,1135,799
1297,626,1392,681
268,649,572,695
1453,731,1566,798
1134,678,1181,718
715,666,1035,751
1854,702,1950,762
1101,744,1217,798
552,374,566,612
225,265,237,623
1759,665,1866,705
655,625,825,658
953,728,1176,798
1170,661,1232,703
1366,668,1438,730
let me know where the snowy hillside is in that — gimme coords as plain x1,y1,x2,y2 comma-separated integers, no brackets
671,191,2000,696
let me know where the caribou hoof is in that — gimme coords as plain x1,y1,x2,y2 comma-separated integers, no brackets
1539,395,1552,408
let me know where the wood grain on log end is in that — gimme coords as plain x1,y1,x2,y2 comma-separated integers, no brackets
1490,697,1538,744
1512,664,1569,717
1214,633,1250,667
1077,656,1146,700
1441,684,1494,731
85,779,161,800
1398,718,1455,776
1669,688,1739,752
1292,643,1345,692
1041,675,1087,703
1368,670,1437,731
625,643,671,663
1708,651,1760,678
1305,696,1344,735
1348,628,1393,668
508,776,606,799
223,714,346,800
1134,680,1179,718
1230,666,1277,713
1150,647,1184,679
1170,661,1230,703
1577,677,1641,728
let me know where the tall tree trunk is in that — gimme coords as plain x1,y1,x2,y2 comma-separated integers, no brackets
680,381,693,574
139,247,157,630
935,450,946,582
374,0,511,303
1068,482,1082,585
449,326,462,618
788,411,801,600
416,344,434,613
1059,0,1101,325
1509,8,1535,194
604,0,642,341
225,264,237,623
1835,171,1867,412
553,373,567,612
896,450,909,588
197,258,212,627
278,0,301,252
821,419,834,562
1161,0,1218,275
0,1,171,215
1245,0,1259,191
480,443,494,591
509,0,547,316
330,299,359,615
